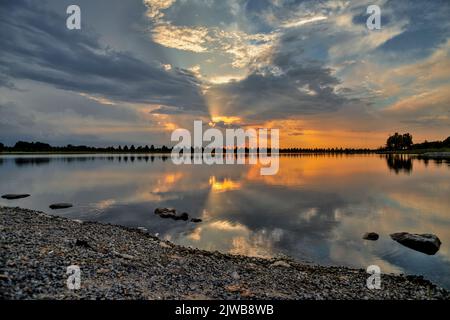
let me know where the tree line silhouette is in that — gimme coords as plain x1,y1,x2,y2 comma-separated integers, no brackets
383,133,450,151
0,141,170,153
0,141,375,154
0,135,449,153
410,136,450,150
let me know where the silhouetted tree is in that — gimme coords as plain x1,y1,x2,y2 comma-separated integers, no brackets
123,145,129,152
386,132,413,150
130,145,136,152
0,142,4,152
402,133,413,149
13,141,52,152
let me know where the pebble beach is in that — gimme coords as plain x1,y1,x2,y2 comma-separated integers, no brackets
1,206,449,300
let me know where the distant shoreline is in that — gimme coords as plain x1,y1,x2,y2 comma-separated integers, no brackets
2,139,449,156
1,150,450,157
1,206,449,300
0,151,173,155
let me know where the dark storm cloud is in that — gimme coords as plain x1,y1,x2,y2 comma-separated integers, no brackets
0,0,207,113
207,71,345,122
206,29,349,122
377,0,450,60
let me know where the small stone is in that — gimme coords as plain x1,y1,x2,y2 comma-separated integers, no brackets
231,271,240,280
0,274,10,280
49,203,73,210
97,268,110,274
270,260,291,268
114,252,134,260
137,227,148,233
246,263,257,270
363,232,379,241
159,242,171,248
225,284,251,297
75,239,91,249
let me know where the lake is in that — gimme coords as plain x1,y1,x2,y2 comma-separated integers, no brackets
1,153,449,289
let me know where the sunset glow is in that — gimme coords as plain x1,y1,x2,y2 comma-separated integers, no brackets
1,0,448,148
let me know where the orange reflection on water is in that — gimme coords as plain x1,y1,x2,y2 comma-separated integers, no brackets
246,154,389,187
209,220,247,232
209,176,242,192
183,219,277,258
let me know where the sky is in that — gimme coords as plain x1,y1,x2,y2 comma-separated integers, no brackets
1,0,449,148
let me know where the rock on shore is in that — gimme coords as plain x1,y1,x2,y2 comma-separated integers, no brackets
1,206,448,300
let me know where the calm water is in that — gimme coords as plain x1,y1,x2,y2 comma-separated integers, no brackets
1,154,449,289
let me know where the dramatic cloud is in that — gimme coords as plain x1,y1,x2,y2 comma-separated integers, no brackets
143,0,175,21
151,24,210,53
205,63,346,123
1,0,449,147
149,23,277,69
0,0,207,113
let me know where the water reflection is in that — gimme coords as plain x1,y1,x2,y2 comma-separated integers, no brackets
1,153,445,172
386,154,413,174
209,176,242,192
14,157,51,166
0,154,449,289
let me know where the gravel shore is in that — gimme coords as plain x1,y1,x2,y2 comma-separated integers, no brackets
1,206,449,300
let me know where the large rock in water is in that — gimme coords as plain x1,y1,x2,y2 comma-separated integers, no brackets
363,232,379,241
390,232,441,255
154,208,189,221
1,194,30,200
154,208,177,218
175,212,189,221
154,207,175,215
49,203,73,210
